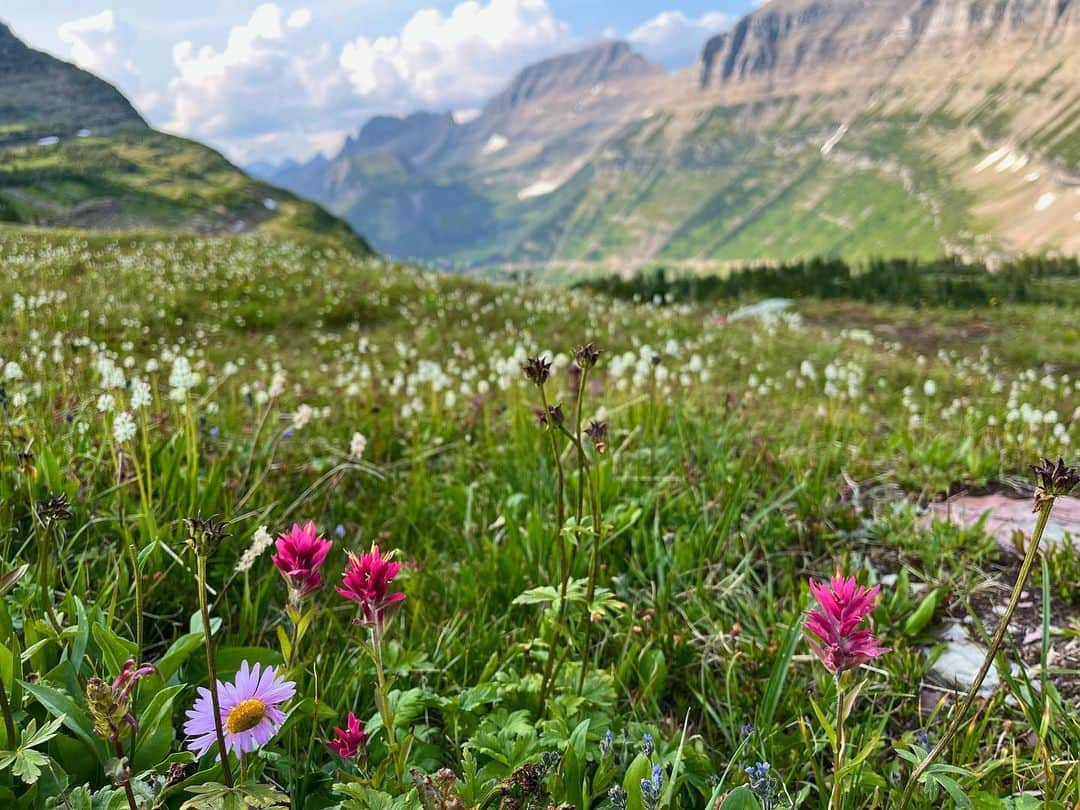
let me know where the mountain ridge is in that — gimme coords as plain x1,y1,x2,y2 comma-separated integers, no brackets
0,21,366,248
265,1,1079,268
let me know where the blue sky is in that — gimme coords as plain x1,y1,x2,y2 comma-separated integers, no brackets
1,1,755,163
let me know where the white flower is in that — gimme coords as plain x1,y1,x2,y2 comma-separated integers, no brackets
96,393,115,413
268,370,286,398
923,379,937,397
169,356,199,400
113,411,136,443
236,525,274,573
350,432,367,459
292,404,314,430
130,378,152,410
3,361,23,381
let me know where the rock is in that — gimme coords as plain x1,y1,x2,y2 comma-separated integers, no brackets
930,623,1018,697
927,494,1080,556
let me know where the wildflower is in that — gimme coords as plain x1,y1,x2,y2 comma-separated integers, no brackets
184,515,229,557
608,786,628,810
3,361,22,381
292,404,314,430
534,403,564,429
96,393,115,413
37,493,72,524
169,356,199,401
350,431,367,459
337,545,405,625
573,343,601,369
335,524,346,538
86,660,156,739
640,764,663,810
271,522,332,597
641,732,654,757
327,712,368,759
804,571,887,674
1032,457,1079,507
236,526,274,574
745,761,780,809
112,411,136,443
599,729,614,757
522,356,552,386
184,661,294,759
586,419,608,453
129,378,151,409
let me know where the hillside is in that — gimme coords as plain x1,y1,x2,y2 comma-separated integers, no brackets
269,0,1080,270
0,21,366,247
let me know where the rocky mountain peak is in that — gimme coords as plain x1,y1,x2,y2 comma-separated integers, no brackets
699,0,1079,88
484,40,663,115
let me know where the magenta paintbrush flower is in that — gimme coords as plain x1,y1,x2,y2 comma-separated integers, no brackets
271,521,332,596
327,711,368,759
804,570,887,674
336,544,405,625
183,661,295,759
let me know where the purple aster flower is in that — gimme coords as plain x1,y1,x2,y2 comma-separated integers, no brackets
183,661,295,759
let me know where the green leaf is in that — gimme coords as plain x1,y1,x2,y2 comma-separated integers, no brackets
91,623,138,676
717,787,763,809
10,747,49,784
134,684,184,771
931,773,973,809
622,753,652,810
21,680,108,764
903,589,941,637
758,617,800,731
561,719,590,809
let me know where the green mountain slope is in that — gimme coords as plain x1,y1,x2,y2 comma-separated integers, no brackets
0,22,366,248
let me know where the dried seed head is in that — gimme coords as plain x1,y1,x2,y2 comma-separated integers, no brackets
521,356,552,386
37,493,73,524
586,420,608,454
1033,457,1079,497
573,343,601,370
1032,457,1079,511
184,514,229,556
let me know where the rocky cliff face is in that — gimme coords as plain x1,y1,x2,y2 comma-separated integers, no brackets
699,0,1080,90
484,41,664,116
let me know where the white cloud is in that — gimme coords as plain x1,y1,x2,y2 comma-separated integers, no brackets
161,3,358,161
58,10,140,94
156,0,574,162
339,0,573,107
628,10,729,68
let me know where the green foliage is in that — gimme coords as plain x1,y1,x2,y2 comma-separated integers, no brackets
0,229,1076,807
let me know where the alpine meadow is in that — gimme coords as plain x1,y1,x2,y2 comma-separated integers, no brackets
0,1,1079,809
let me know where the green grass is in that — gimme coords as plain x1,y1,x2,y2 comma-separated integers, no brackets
0,229,1077,808
0,130,364,248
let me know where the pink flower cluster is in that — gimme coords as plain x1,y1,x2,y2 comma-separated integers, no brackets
804,570,887,674
336,545,406,626
271,521,332,596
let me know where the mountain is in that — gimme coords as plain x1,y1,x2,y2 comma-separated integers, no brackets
271,3,1080,270
0,21,365,247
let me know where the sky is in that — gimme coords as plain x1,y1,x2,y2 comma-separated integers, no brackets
1,1,755,165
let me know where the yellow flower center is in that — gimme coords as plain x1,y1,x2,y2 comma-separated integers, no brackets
225,698,267,734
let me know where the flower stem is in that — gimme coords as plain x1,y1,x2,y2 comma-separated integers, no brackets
0,673,17,748
832,677,845,810
110,736,139,810
577,463,603,695
537,383,569,718
196,553,233,787
370,624,403,787
899,498,1055,808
